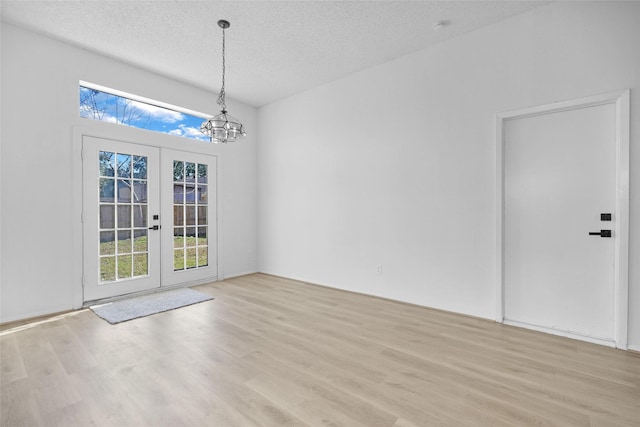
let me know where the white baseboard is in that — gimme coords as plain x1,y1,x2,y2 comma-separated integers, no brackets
0,305,73,325
220,270,259,280
628,344,640,353
504,319,616,348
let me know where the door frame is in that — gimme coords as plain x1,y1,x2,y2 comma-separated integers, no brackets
495,89,630,349
72,122,224,308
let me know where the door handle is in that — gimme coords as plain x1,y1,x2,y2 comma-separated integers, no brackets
148,225,160,231
588,230,611,238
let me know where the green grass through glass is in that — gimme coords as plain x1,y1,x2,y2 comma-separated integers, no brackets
173,236,207,248
100,236,149,281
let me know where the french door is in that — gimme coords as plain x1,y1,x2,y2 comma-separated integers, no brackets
161,150,217,287
82,136,217,302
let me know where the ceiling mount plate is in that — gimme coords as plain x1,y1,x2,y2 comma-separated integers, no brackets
218,19,230,29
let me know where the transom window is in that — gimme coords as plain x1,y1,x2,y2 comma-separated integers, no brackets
79,82,210,142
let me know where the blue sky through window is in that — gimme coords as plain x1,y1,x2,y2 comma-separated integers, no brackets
80,85,210,142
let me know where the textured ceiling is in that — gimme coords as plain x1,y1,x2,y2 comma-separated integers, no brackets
1,1,549,107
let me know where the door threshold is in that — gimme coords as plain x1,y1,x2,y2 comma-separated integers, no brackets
83,283,190,308
83,277,218,308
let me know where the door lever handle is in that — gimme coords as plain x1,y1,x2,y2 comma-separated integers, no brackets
588,230,611,238
148,225,160,231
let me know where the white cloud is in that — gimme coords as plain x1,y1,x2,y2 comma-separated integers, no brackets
181,125,205,138
163,124,209,141
130,100,184,123
79,104,98,117
80,104,119,123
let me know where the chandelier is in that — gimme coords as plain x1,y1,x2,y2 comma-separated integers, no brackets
200,19,246,143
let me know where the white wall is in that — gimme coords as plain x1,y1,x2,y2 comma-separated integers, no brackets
258,2,640,347
0,23,258,322
0,14,4,321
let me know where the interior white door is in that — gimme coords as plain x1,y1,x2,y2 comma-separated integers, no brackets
82,136,161,301
503,103,616,341
161,149,217,287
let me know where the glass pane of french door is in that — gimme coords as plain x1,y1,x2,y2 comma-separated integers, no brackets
83,136,161,301
98,151,149,281
161,149,217,287
172,160,209,270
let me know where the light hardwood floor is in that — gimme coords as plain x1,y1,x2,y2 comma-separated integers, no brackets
1,273,639,426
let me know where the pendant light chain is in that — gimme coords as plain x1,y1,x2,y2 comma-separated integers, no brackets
216,26,226,111
200,19,246,143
